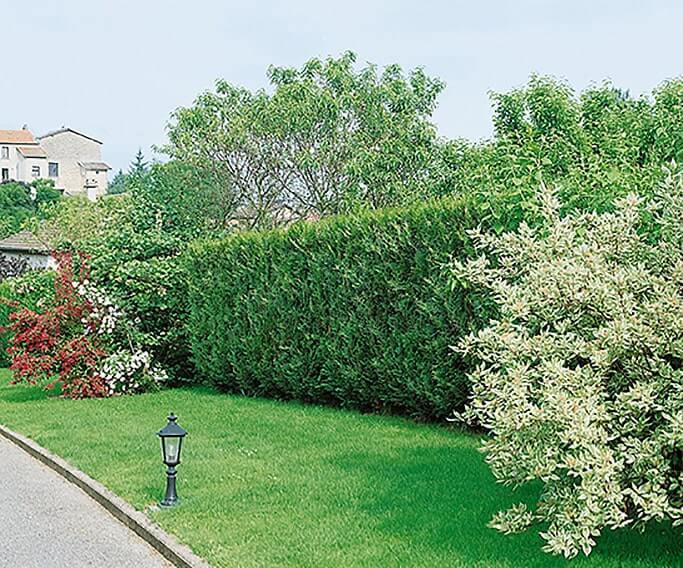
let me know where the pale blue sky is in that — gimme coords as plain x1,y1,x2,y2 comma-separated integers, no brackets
2,1,681,173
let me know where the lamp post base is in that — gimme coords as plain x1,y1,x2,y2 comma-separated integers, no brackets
160,466,179,507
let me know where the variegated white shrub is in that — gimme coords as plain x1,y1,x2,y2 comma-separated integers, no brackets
452,167,683,558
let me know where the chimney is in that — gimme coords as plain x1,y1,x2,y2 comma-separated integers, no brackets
22,124,28,130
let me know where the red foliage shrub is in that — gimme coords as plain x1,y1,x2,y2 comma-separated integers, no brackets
7,251,109,398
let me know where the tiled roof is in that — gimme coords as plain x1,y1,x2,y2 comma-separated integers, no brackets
79,161,111,171
17,146,47,158
37,127,102,145
0,130,36,144
0,230,50,254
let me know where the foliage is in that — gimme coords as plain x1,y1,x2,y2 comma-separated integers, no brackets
106,148,150,195
129,148,149,176
7,252,165,398
32,193,133,249
446,77,683,231
89,161,223,380
0,179,61,239
0,269,54,366
186,196,495,420
165,51,447,229
107,170,128,195
452,168,683,557
37,161,221,381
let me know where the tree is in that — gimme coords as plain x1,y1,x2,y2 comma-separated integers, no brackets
447,76,683,231
129,148,149,176
107,169,128,195
164,51,447,229
0,180,60,239
106,150,150,195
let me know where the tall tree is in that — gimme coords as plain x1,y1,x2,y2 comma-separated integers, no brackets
106,150,150,195
107,169,128,195
164,52,447,229
129,148,149,176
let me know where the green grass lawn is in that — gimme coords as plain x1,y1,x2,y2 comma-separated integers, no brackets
0,369,681,567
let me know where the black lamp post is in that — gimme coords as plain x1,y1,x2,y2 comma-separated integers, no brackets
157,413,187,507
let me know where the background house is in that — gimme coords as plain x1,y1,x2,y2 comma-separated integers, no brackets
0,126,110,200
37,128,110,200
0,128,46,185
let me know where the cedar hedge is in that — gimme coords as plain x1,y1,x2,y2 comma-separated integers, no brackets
186,196,494,421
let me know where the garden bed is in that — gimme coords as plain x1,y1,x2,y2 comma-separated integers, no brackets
0,369,680,567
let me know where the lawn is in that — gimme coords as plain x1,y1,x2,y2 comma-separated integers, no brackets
0,369,681,568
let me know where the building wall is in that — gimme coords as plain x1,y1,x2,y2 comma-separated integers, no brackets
0,143,27,181
84,169,109,200
0,251,55,270
38,131,106,197
16,155,47,181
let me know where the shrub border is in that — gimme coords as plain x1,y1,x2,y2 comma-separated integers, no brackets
0,424,210,568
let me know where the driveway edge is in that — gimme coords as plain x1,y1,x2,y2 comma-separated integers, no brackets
0,424,210,568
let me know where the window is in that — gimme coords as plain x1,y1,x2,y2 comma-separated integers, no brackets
48,162,59,177
1,147,8,160
1,168,8,181
31,165,41,178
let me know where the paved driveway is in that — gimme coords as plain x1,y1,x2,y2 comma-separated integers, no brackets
0,435,170,568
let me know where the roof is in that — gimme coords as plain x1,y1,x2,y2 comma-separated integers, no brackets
0,129,36,144
37,127,102,145
79,161,111,171
17,146,47,158
0,231,50,254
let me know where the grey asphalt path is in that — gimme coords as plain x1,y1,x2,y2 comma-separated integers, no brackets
0,435,171,568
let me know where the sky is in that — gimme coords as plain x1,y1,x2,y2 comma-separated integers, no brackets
1,0,682,173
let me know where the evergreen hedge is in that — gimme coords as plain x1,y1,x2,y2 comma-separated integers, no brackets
186,196,494,421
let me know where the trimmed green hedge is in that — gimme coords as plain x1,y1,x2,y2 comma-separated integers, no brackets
186,197,494,421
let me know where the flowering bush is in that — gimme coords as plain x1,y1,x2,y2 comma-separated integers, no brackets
99,349,168,396
7,251,165,398
0,269,54,366
452,167,683,557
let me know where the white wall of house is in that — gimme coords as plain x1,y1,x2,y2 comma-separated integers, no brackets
0,251,55,270
0,143,26,181
16,155,47,181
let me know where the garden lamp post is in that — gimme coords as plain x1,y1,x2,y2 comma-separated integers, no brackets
157,413,187,507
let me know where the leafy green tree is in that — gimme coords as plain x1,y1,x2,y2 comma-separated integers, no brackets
445,76,683,232
39,160,222,381
165,51,447,229
0,180,60,238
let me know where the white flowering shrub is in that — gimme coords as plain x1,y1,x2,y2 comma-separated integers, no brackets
99,349,168,395
72,276,167,396
73,279,122,335
452,168,683,558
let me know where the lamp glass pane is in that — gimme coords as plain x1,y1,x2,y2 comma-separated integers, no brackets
164,437,180,464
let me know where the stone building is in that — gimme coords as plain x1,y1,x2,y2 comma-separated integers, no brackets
0,126,110,200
